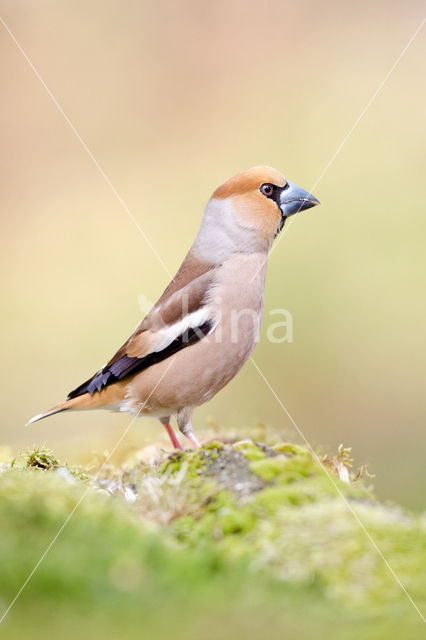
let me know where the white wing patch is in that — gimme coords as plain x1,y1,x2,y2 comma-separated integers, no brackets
151,307,216,353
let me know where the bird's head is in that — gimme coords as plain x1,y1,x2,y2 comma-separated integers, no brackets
193,166,319,262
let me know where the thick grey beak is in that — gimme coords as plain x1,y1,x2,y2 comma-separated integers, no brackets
280,181,320,218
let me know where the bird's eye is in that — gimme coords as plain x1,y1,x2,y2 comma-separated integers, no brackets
260,183,274,197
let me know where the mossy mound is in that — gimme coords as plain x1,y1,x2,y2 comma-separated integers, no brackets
0,440,425,639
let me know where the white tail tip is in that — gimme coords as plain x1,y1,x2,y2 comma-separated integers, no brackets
25,407,65,426
26,413,46,426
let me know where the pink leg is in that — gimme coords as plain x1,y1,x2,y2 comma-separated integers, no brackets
185,431,201,449
160,420,183,450
176,408,201,449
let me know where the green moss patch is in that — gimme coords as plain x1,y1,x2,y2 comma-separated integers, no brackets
0,440,425,639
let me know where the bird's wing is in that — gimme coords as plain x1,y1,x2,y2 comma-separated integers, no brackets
67,270,217,399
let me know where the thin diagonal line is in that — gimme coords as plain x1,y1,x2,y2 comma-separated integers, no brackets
0,358,176,625
306,15,426,197
250,14,425,282
250,356,425,623
0,16,172,280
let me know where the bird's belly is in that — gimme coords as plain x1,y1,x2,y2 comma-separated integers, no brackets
125,252,267,415
126,309,261,414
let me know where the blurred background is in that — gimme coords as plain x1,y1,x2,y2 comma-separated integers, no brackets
1,0,425,509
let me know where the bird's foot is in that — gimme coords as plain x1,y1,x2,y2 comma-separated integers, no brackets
185,430,201,449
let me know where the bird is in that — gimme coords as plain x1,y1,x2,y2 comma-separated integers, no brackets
27,166,319,449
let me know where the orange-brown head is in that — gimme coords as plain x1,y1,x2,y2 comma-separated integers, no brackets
193,166,319,262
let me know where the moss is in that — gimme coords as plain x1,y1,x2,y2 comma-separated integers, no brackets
159,450,184,474
159,447,213,478
203,439,225,451
151,440,425,612
248,445,318,484
23,445,59,470
1,439,425,640
249,455,290,481
233,440,266,461
272,442,308,456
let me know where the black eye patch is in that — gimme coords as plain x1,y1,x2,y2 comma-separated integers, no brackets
259,183,285,204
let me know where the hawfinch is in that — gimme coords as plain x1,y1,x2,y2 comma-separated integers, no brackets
27,167,319,449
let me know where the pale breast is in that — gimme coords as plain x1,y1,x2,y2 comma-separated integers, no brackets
126,252,268,415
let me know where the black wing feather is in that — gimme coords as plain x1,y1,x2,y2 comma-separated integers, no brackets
67,320,213,400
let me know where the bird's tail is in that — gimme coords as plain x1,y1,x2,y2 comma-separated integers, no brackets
26,403,68,426
25,400,80,427
26,382,127,426
26,394,97,426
